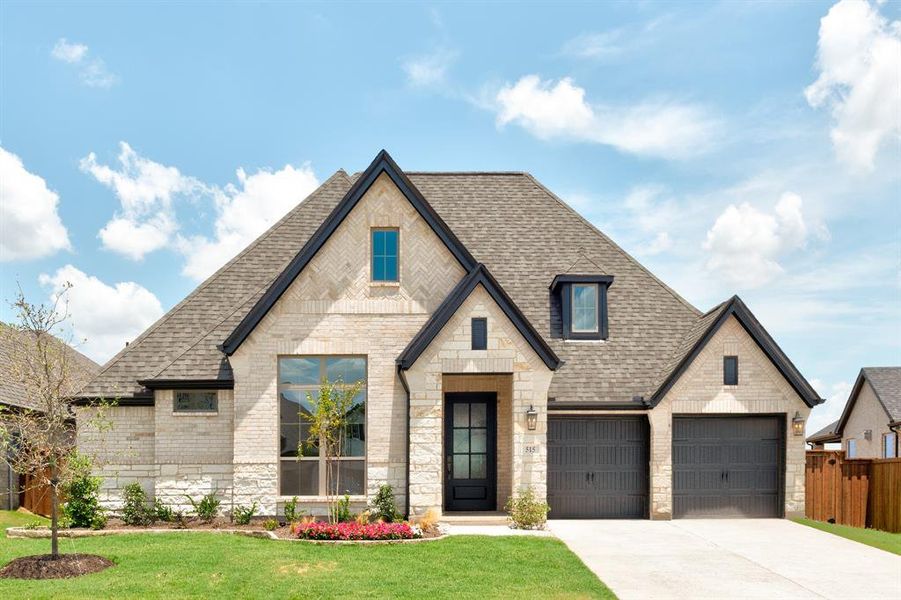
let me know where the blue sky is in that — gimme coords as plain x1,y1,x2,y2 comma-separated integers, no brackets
1,1,898,433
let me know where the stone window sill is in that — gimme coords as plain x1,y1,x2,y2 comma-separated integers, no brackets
277,495,367,503
170,411,219,417
370,281,400,288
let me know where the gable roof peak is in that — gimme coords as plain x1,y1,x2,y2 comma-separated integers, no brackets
221,149,477,355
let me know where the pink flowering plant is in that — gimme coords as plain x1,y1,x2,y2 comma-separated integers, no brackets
293,521,420,541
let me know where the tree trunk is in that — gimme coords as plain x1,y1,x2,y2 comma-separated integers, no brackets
50,463,59,559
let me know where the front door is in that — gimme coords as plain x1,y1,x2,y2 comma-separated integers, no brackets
444,392,497,511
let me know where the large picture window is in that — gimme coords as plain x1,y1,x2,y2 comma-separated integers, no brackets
278,356,366,496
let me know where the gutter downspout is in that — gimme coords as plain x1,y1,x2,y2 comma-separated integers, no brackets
397,364,411,519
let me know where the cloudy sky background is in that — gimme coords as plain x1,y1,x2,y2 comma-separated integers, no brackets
1,1,898,434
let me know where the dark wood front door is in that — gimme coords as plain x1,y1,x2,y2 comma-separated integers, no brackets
444,392,496,511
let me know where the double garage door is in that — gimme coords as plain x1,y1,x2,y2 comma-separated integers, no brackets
548,415,783,519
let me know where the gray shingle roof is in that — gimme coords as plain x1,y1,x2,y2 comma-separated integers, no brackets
80,165,718,404
861,367,901,422
806,419,840,444
1,322,100,410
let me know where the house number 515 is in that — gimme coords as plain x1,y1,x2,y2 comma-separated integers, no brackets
524,445,538,454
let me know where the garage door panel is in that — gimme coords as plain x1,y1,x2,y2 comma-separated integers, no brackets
674,416,783,519
549,416,649,519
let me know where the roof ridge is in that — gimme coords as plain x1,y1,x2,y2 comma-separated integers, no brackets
85,169,351,389
521,173,701,317
406,171,529,176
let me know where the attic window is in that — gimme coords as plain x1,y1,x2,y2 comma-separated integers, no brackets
724,356,738,386
550,274,613,340
371,228,399,282
471,318,487,350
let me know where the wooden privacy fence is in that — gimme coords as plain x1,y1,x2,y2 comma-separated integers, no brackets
20,470,53,517
805,450,901,533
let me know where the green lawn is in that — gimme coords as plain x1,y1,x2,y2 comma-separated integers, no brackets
0,517,613,599
0,510,49,529
792,518,901,556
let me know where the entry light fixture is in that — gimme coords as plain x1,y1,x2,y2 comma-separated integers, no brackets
526,405,538,431
792,411,805,437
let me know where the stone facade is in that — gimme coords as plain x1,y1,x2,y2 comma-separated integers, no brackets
649,315,810,519
404,284,554,515
842,380,893,458
229,172,467,516
75,173,813,521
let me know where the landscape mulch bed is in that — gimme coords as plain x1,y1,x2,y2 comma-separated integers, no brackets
0,554,114,580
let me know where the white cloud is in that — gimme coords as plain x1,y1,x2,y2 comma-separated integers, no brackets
51,38,88,63
494,75,718,159
80,142,204,260
50,37,117,88
806,378,853,436
805,0,901,171
402,48,458,88
703,192,815,288
0,146,71,261
39,265,164,364
178,163,319,281
560,31,623,59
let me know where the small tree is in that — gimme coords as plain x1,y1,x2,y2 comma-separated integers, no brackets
300,378,363,523
0,284,109,559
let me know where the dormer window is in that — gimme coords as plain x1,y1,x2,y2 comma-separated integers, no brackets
551,274,613,340
571,284,599,333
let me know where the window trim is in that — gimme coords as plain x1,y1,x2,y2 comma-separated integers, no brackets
883,432,898,458
277,355,368,498
723,356,739,386
370,227,400,283
846,438,857,458
172,390,218,414
560,281,609,340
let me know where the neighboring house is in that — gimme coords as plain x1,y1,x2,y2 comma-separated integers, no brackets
807,367,901,458
0,322,100,510
74,150,823,520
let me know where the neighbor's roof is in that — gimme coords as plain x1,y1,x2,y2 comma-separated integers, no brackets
79,152,806,406
835,367,901,434
806,419,841,444
0,322,100,411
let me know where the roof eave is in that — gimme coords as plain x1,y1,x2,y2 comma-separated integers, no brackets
222,149,478,356
649,295,823,409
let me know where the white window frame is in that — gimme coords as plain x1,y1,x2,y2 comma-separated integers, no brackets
846,438,857,458
172,390,218,413
277,356,367,498
883,432,898,458
571,283,599,333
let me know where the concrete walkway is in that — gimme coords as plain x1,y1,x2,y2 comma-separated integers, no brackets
550,519,901,600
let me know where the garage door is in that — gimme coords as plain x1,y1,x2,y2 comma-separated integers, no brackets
673,416,783,518
548,416,649,518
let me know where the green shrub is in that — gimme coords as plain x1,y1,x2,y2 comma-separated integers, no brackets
330,494,353,523
187,492,220,522
172,510,188,529
153,498,174,522
504,488,550,530
371,484,400,522
62,453,106,529
283,496,300,523
263,518,278,531
122,482,154,526
232,502,258,525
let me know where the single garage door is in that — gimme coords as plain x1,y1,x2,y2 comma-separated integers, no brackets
548,416,649,518
673,416,783,518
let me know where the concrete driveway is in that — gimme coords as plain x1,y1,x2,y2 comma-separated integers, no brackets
550,519,901,600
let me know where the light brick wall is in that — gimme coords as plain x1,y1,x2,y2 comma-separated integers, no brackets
843,380,892,458
651,315,811,519
229,172,466,516
405,284,553,516
76,405,156,508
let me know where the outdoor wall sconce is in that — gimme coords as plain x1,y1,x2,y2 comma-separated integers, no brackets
864,429,873,441
792,411,805,436
526,405,538,431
